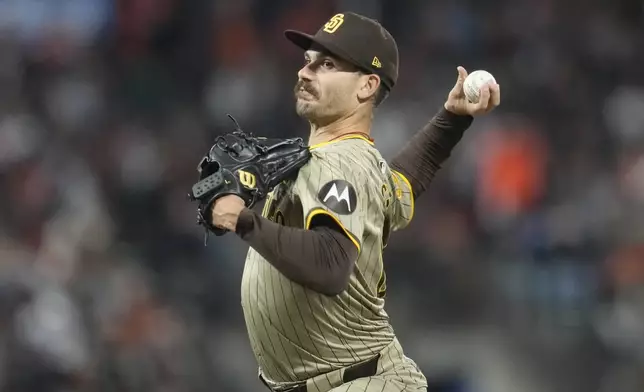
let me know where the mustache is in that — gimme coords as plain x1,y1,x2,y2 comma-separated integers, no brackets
294,81,318,98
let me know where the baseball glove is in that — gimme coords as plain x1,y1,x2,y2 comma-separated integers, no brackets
188,115,311,243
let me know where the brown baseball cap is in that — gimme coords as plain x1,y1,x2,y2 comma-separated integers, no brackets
285,12,399,91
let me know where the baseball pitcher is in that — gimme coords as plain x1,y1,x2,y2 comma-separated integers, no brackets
195,11,500,392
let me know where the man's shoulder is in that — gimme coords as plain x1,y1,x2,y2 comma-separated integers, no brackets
310,138,380,169
311,136,377,152
293,144,375,192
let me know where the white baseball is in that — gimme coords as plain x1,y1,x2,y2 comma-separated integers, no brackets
463,70,496,104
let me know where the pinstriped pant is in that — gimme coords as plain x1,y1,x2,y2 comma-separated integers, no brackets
297,338,428,392
328,377,427,391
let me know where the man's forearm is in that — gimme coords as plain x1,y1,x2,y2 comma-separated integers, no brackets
234,208,358,296
390,108,473,199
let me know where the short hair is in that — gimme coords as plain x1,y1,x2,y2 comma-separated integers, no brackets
310,48,391,107
357,69,389,107
373,85,390,107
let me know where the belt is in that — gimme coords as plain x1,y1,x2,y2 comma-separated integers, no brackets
261,354,380,392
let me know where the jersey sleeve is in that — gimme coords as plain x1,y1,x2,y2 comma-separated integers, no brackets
389,170,415,231
292,152,366,253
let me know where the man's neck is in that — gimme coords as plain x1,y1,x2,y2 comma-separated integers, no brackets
308,109,372,146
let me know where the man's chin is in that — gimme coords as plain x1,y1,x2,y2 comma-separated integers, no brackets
295,102,316,119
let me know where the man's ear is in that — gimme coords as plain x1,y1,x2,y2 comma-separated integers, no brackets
357,74,381,102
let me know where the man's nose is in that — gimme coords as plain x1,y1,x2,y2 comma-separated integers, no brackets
297,64,314,82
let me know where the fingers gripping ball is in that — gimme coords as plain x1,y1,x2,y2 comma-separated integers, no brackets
463,70,496,104
188,115,312,243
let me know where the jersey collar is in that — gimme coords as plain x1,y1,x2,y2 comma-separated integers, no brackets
309,134,375,150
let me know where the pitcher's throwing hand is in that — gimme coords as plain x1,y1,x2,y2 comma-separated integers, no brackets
445,66,501,116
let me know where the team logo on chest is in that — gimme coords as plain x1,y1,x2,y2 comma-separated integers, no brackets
318,180,357,215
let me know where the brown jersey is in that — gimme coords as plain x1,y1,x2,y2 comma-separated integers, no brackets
240,135,418,388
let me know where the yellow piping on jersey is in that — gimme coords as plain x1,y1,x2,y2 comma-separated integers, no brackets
305,208,361,253
392,170,415,223
309,134,374,150
261,191,275,217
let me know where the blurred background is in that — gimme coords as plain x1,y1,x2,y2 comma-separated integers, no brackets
0,0,642,391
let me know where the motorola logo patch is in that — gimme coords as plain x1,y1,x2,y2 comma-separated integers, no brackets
318,180,357,215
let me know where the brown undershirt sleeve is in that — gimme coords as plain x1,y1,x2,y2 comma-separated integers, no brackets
389,107,473,199
235,207,359,296
230,108,470,294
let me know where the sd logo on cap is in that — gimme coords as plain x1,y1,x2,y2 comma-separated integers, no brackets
323,14,345,34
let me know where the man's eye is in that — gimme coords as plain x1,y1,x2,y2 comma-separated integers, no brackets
322,60,334,69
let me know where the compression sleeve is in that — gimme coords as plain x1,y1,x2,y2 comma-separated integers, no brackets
235,207,358,296
389,108,473,199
